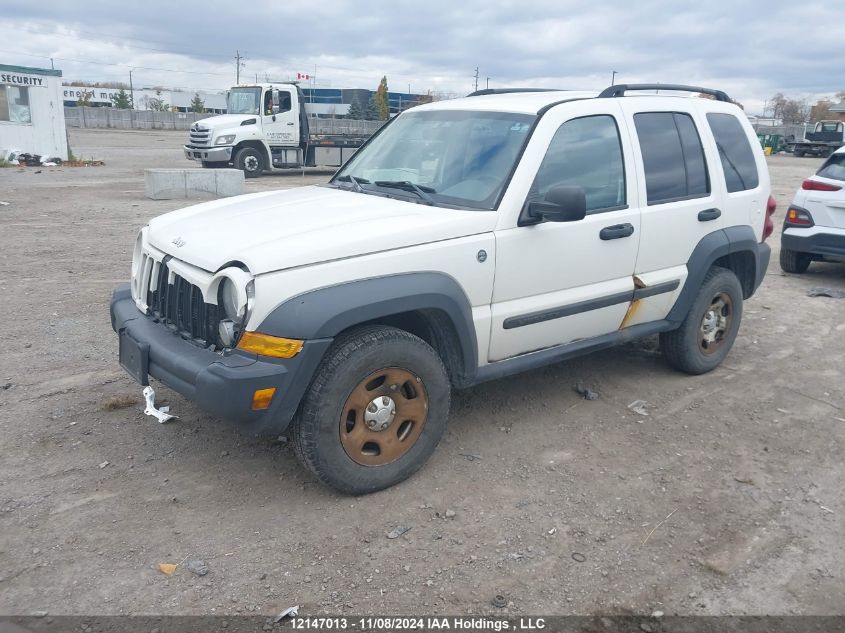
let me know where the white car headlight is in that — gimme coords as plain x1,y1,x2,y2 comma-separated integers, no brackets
215,134,236,145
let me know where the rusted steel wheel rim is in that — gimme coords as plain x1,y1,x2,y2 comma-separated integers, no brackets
340,367,429,466
699,292,733,355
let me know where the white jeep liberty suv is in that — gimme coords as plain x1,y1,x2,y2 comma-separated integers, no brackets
111,84,775,494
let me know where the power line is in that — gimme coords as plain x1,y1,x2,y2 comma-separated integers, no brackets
0,48,232,77
10,23,235,60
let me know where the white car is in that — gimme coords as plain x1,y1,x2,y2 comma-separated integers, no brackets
780,146,845,272
112,83,775,494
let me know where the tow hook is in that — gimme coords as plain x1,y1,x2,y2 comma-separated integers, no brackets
143,386,178,423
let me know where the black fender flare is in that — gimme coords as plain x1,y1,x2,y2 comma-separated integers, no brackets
666,225,769,325
256,272,479,379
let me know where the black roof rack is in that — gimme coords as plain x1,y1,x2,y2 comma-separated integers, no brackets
467,88,562,97
598,83,732,103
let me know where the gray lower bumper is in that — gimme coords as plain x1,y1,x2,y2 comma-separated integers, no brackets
184,145,233,163
110,284,331,436
782,230,845,259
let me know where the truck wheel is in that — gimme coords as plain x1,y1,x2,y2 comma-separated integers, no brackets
780,248,812,274
660,267,743,375
291,325,451,495
234,147,264,178
793,150,805,158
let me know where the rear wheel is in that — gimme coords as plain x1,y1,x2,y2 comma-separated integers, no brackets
793,149,805,158
780,248,812,273
234,146,264,178
660,267,743,375
290,326,450,494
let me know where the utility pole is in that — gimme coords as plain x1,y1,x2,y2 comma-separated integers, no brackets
474,67,479,92
129,68,135,109
486,77,490,89
611,70,618,86
234,50,245,84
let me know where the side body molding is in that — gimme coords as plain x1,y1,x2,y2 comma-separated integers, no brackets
257,272,479,380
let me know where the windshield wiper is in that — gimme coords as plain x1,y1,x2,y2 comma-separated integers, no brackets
336,174,370,192
374,180,437,205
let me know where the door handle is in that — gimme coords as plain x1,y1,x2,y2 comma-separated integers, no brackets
698,208,722,221
599,223,635,240
287,122,295,125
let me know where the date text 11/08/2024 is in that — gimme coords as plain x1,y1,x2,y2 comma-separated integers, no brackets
291,616,547,630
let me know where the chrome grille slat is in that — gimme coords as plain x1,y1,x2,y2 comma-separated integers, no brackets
136,250,217,347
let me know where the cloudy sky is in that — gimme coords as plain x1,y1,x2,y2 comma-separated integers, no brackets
1,0,841,114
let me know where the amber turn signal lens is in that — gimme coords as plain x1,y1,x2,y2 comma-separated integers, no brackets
237,332,304,358
251,387,276,410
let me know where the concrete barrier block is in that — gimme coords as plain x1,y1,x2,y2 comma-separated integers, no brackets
145,169,186,200
187,169,218,197
214,169,245,197
145,168,244,200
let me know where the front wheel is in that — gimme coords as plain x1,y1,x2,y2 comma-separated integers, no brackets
234,146,264,178
660,267,743,375
290,326,451,494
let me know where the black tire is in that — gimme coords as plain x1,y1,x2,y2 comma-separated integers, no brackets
660,266,743,375
234,146,264,178
794,150,805,158
779,248,812,273
290,325,451,495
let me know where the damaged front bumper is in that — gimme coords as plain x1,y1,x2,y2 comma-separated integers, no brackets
110,283,331,436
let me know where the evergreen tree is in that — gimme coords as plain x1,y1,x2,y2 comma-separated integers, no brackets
365,95,380,121
190,92,206,113
111,88,131,109
374,76,390,120
346,96,364,120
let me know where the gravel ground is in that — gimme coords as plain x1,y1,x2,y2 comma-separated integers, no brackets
0,129,843,617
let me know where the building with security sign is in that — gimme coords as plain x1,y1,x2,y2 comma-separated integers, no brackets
0,63,68,160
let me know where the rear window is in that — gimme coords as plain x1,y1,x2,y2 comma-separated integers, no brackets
634,112,709,205
706,113,760,193
817,153,845,181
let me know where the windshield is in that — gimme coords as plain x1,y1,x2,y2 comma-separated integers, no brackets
333,110,536,210
227,87,262,115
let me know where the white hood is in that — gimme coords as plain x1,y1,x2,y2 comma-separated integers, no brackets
146,186,496,274
195,114,256,130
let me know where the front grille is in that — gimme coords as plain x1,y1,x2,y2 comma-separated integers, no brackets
136,254,220,348
189,127,211,147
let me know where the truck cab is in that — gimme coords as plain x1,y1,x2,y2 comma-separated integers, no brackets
184,83,365,177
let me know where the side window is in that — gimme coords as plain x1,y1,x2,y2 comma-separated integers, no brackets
529,115,626,213
278,91,292,113
634,112,710,205
706,113,760,193
0,86,31,123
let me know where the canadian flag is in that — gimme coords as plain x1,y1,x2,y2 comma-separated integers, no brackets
296,72,311,80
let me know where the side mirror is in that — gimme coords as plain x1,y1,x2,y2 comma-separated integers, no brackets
272,105,280,115
528,185,587,223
